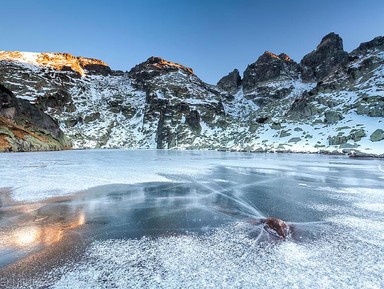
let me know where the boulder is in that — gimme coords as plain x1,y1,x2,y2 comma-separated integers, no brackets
84,112,101,123
370,129,384,142
355,96,384,117
255,117,269,124
270,122,282,130
324,110,344,124
350,128,366,141
328,135,348,145
262,217,291,239
287,92,318,120
288,137,301,143
280,130,291,137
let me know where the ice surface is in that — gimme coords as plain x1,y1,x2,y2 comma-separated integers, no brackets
0,150,222,202
0,150,383,288
1,149,359,202
38,221,384,289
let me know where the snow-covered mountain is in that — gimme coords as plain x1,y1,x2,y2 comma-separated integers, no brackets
0,32,383,156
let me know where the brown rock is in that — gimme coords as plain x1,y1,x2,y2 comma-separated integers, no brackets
263,217,291,239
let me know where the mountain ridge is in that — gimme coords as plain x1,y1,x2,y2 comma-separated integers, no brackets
0,32,383,156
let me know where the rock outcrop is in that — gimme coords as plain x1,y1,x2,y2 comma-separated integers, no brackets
287,91,319,120
0,51,112,77
350,36,384,55
217,69,242,94
300,32,349,82
0,84,68,152
370,129,384,142
129,56,194,88
243,52,299,87
241,52,300,105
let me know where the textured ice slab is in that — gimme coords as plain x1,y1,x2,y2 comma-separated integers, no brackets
1,149,382,203
50,225,381,289
0,150,383,288
0,149,241,202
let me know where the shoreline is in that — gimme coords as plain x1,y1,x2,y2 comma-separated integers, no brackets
0,147,383,158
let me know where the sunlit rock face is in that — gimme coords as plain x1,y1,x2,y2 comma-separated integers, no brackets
129,56,194,81
0,51,111,77
0,32,383,155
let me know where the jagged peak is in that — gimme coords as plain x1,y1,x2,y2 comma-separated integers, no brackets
263,51,281,59
0,51,111,77
217,68,241,83
278,53,293,62
257,51,294,63
217,68,241,93
351,36,384,55
143,56,194,75
316,32,344,51
128,56,197,87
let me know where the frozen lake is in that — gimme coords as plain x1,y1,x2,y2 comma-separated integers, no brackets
0,150,383,288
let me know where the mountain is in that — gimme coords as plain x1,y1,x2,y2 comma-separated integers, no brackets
0,32,383,156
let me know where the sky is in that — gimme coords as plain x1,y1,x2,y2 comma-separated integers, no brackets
1,0,384,84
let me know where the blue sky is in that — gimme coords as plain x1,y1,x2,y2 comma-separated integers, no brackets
1,0,384,84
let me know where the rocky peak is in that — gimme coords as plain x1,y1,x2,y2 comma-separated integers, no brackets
350,36,384,55
278,53,293,62
345,36,384,84
217,69,241,94
242,51,299,96
0,51,112,77
258,51,281,62
316,32,344,51
148,56,194,74
128,56,195,89
300,32,349,82
130,56,194,75
256,51,295,64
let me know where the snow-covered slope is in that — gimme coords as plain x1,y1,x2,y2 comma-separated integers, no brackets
0,33,383,155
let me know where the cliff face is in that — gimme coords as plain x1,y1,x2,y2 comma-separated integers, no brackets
0,84,68,152
217,69,242,95
300,32,349,82
240,51,301,106
0,33,383,156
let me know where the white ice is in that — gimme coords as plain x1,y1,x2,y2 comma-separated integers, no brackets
1,150,383,289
